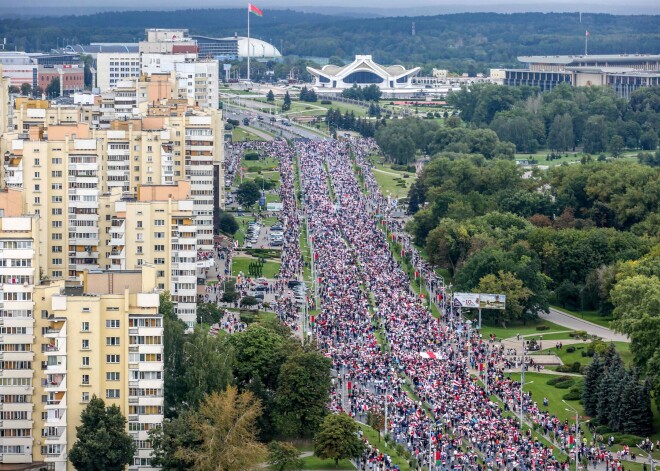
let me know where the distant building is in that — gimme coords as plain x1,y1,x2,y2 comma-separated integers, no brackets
502,54,660,98
37,65,85,95
192,35,282,60
96,52,141,91
307,55,420,92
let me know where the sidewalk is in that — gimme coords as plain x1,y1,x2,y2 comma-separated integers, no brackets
541,308,629,342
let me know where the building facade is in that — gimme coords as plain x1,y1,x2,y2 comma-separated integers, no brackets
307,55,421,92
499,54,660,97
96,52,141,92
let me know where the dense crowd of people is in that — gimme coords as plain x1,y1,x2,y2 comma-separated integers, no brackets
218,137,640,470
294,138,635,471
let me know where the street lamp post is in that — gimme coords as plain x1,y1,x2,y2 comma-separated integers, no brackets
636,444,656,471
563,400,587,471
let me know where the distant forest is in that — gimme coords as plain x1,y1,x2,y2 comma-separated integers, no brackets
2,10,660,73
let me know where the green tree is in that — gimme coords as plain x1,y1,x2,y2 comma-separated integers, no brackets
582,352,605,416
425,219,472,278
230,323,295,389
282,91,292,111
197,302,222,324
267,89,275,102
8,85,19,94
608,134,625,158
46,77,61,98
313,413,365,467
161,291,187,417
176,386,267,471
268,441,303,471
69,396,136,471
236,180,261,208
149,409,202,471
610,275,660,370
366,409,385,442
547,113,574,151
218,211,239,235
477,271,532,327
20,82,31,96
582,115,609,154
179,328,234,409
274,350,332,437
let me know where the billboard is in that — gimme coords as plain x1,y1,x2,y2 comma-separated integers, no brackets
453,293,480,308
479,293,506,310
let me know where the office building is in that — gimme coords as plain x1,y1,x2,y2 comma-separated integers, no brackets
498,54,660,98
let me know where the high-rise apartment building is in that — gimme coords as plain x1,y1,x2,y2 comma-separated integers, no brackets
99,181,199,328
96,52,141,92
31,267,162,471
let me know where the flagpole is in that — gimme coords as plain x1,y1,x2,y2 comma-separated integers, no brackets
585,32,588,56
247,4,251,81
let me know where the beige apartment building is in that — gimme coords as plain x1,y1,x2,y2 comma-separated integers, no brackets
0,188,163,471
99,181,199,328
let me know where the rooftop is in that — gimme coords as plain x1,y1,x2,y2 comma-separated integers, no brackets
518,54,660,65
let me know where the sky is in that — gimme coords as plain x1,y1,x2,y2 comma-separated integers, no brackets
5,0,660,15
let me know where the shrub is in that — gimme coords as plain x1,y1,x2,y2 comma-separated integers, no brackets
556,365,574,373
320,100,332,105
547,376,574,386
569,331,588,338
240,311,256,324
244,151,260,161
595,425,611,435
563,390,581,401
566,346,576,353
571,361,582,373
554,379,576,389
536,325,550,331
612,434,645,446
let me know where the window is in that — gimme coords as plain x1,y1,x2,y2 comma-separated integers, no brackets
81,322,89,332
154,219,165,226
137,246,143,254
52,246,62,253
81,339,89,350
52,183,62,190
52,196,63,203
82,392,90,402
106,389,120,399
106,320,120,328
154,245,164,252
137,221,143,229
106,337,120,346
106,372,120,381
52,258,62,265
51,208,62,215
157,270,165,277
52,233,62,240
51,171,62,177
154,232,165,239
106,354,120,363
82,356,90,367
81,375,89,385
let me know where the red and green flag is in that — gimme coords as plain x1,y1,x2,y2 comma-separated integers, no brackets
568,435,575,449
248,3,263,16
435,450,442,465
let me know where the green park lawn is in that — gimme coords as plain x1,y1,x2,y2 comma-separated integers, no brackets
372,168,415,199
300,456,355,470
506,372,584,423
358,424,412,470
541,341,633,369
469,316,571,340
241,156,279,172
231,257,281,279
232,126,265,142
551,305,615,329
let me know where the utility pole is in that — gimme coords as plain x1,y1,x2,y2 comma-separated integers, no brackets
520,338,525,430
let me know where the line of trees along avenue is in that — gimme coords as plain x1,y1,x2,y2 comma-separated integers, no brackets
150,293,334,470
372,85,660,412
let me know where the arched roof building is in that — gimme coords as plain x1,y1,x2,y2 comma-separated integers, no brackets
307,55,420,91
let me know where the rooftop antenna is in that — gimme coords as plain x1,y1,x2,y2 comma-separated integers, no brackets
412,22,416,36
579,12,582,23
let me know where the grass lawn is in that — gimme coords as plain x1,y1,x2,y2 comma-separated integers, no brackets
300,456,355,470
232,126,265,142
542,341,633,369
372,168,416,199
266,192,281,204
551,305,615,329
358,424,412,470
231,257,281,279
506,372,584,423
469,316,572,340
242,156,279,172
299,224,313,283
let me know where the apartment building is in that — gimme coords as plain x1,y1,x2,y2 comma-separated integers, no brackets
99,181,199,328
31,268,162,471
0,192,43,468
96,52,141,92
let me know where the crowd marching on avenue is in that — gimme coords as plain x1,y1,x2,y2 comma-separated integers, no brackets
219,138,638,471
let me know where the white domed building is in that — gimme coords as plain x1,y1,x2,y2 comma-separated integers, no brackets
193,35,281,60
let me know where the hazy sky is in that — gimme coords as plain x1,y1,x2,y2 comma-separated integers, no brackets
6,0,660,14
